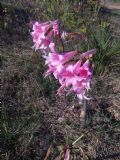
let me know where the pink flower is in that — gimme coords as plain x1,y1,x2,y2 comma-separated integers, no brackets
57,60,92,102
80,49,96,59
31,20,59,52
44,51,77,78
49,42,56,53
64,147,70,160
31,21,49,50
44,51,77,65
31,19,96,102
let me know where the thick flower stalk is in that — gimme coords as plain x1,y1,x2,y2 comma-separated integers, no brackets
31,19,96,103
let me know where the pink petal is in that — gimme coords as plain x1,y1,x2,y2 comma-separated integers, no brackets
62,51,77,63
80,49,96,59
64,148,70,160
49,42,56,52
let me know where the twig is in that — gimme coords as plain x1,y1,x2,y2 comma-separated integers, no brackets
72,134,84,146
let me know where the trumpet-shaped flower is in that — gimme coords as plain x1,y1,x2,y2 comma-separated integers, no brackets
44,51,77,65
31,20,59,52
44,49,95,102
57,60,93,102
43,51,77,78
80,49,96,59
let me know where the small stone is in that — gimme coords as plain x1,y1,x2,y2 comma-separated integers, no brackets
58,117,64,123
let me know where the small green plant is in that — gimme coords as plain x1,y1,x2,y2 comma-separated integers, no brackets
84,24,120,74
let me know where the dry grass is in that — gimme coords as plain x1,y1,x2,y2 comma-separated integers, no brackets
1,41,120,160
0,1,120,160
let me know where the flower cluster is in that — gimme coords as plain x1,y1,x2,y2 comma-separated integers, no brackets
31,20,58,53
31,20,96,103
